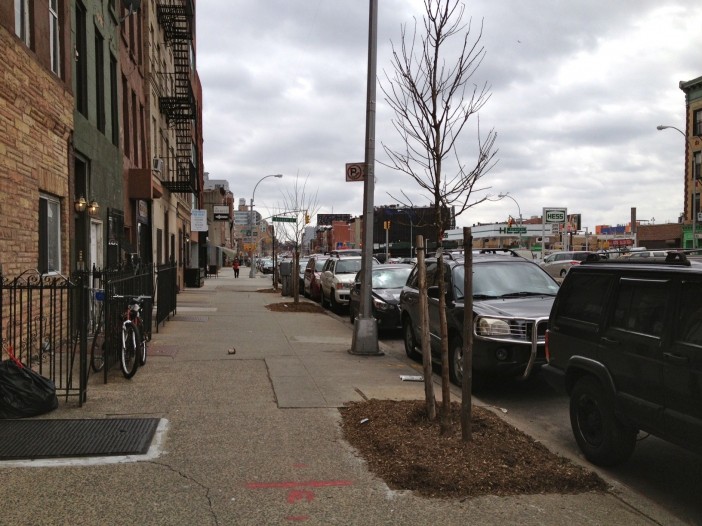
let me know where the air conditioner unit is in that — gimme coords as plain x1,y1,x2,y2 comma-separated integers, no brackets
152,157,163,172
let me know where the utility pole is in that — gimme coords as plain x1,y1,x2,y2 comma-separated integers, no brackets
351,0,382,356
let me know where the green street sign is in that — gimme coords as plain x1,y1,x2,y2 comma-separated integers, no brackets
272,216,296,223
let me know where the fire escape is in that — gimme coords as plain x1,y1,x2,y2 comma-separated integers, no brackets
157,0,198,194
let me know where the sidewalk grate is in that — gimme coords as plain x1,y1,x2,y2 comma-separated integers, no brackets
0,418,160,460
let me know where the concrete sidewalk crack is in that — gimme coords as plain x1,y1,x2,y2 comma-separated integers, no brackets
148,460,219,526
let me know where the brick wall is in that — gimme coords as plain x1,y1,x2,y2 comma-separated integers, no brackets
0,27,73,277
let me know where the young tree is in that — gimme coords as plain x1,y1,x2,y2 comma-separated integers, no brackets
277,174,319,303
380,0,497,434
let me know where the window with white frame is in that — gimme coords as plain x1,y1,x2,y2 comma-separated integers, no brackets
39,194,61,274
14,0,30,46
49,0,60,74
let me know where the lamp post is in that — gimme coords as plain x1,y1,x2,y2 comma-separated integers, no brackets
657,124,694,248
249,174,283,278
498,193,523,248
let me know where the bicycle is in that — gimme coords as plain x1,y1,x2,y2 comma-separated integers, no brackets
90,293,150,379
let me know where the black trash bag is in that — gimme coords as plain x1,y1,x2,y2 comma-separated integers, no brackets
0,359,58,419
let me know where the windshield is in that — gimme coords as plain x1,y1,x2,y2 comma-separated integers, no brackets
453,261,559,300
372,267,412,289
314,258,328,271
336,259,362,274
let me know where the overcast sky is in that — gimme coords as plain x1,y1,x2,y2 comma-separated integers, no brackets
197,0,702,233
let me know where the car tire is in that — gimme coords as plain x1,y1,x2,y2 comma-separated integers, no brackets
403,318,421,360
569,376,637,467
560,269,567,278
449,336,463,386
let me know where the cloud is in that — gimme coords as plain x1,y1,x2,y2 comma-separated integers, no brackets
198,0,701,231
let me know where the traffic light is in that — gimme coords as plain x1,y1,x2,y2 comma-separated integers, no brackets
305,213,310,224
384,220,391,230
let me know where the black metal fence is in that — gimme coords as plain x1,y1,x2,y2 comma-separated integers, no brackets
1,262,178,404
155,262,177,331
0,270,84,404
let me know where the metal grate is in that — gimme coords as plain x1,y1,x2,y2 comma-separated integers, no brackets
0,418,160,460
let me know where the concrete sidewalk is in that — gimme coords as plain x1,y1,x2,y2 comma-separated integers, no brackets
0,268,688,525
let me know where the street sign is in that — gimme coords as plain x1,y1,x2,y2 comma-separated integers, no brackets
345,162,365,182
499,227,527,234
272,216,296,223
213,205,229,221
191,209,208,231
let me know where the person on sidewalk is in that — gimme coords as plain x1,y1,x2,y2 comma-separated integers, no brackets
232,258,240,278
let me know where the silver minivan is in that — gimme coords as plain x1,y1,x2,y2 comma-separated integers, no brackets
540,251,595,278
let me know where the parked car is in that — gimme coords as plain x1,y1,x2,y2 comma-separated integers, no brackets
349,264,414,330
320,256,365,311
540,251,597,278
329,249,363,257
400,252,559,388
259,257,274,274
303,255,329,301
542,251,702,466
622,249,669,259
298,257,309,293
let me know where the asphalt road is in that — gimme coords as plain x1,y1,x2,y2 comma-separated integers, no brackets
326,303,702,526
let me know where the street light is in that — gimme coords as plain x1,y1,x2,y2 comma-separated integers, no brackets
249,174,283,278
657,124,694,248
498,193,523,248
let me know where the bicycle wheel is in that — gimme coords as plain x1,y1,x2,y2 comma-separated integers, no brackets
120,322,139,379
90,314,105,373
135,322,147,366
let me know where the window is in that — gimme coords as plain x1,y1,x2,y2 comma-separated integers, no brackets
14,0,30,46
49,0,60,74
95,27,105,133
75,1,88,116
555,274,612,324
110,55,119,146
677,281,702,346
695,110,702,137
122,75,129,156
39,194,61,274
610,279,669,337
694,151,701,181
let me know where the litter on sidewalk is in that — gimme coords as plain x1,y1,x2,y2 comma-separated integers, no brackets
399,375,423,382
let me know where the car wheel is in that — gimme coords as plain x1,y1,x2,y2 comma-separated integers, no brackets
403,317,421,360
569,376,637,467
560,268,567,278
449,336,463,386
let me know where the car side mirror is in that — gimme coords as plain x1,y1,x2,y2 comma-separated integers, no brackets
427,286,441,299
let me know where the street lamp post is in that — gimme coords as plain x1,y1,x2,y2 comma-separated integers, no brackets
498,193,523,248
657,124,694,248
249,174,283,278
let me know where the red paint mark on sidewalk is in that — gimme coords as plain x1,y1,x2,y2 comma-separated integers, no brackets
246,480,353,489
246,479,354,522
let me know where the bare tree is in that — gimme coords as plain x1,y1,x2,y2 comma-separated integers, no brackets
380,0,497,434
277,174,320,303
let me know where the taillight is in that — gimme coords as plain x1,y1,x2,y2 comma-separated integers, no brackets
545,330,551,362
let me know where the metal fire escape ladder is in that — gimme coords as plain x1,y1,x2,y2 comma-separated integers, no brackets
157,0,198,195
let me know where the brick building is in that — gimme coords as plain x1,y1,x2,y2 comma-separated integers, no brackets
0,1,73,277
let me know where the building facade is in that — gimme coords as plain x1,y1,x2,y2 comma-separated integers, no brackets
0,0,73,277
680,76,702,248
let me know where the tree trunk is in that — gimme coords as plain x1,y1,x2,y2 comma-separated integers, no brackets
417,235,436,420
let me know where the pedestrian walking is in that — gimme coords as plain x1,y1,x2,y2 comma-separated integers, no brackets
232,258,240,278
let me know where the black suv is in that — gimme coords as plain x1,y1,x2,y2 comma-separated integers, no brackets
543,252,702,466
399,251,559,387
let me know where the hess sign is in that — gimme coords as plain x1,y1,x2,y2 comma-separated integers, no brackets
544,208,567,224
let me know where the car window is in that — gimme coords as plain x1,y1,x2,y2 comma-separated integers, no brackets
677,281,702,346
454,261,559,299
425,262,439,287
314,258,327,271
610,279,669,337
555,273,612,324
572,253,591,262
